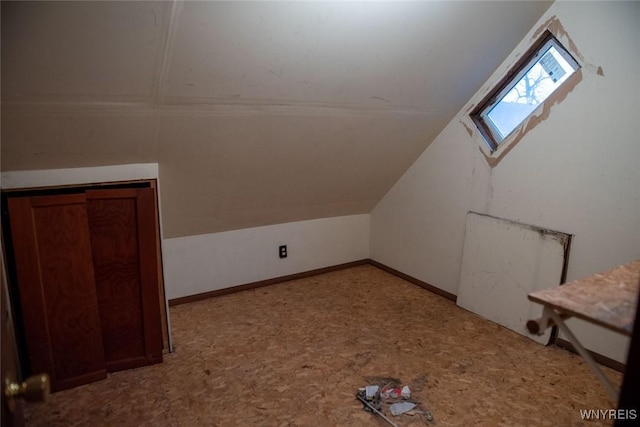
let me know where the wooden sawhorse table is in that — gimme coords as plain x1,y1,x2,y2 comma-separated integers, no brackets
527,259,640,401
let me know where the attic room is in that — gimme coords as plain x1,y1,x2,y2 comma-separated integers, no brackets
1,1,639,426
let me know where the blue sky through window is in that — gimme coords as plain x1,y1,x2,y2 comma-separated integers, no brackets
486,46,577,139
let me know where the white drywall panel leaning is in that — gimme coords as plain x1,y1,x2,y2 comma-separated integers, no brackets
457,212,569,344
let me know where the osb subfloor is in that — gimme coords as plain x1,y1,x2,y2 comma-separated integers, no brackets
25,265,622,426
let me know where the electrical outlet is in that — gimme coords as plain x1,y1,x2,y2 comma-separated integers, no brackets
279,245,287,259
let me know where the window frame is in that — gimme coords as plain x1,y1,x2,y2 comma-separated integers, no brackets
471,31,580,152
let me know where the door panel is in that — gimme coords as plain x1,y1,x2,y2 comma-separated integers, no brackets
134,188,164,365
8,195,106,392
86,188,162,371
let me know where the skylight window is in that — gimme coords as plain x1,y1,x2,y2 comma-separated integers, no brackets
471,32,580,152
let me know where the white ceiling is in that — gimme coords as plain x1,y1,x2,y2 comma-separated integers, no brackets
1,1,552,238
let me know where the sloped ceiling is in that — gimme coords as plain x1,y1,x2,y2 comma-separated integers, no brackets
1,1,552,238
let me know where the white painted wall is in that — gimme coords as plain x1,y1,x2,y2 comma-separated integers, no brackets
163,214,370,300
371,1,640,363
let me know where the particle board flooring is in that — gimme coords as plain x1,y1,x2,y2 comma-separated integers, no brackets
24,265,623,426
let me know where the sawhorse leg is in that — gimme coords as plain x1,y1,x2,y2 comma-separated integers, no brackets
543,307,619,401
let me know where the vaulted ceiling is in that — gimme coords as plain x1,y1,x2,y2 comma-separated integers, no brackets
1,1,552,238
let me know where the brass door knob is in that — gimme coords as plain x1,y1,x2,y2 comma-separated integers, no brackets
4,373,50,411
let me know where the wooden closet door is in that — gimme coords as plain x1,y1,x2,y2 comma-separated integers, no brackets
7,195,107,392
85,188,163,371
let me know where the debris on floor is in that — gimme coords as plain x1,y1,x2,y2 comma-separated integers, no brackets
356,378,434,425
365,385,379,400
389,401,416,416
401,385,411,398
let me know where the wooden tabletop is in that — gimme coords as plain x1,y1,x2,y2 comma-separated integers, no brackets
528,259,640,336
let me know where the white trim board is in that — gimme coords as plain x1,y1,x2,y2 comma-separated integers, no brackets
1,163,159,189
